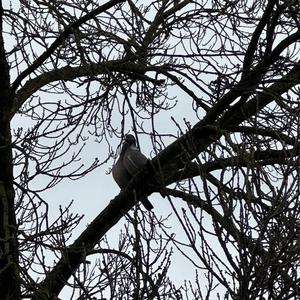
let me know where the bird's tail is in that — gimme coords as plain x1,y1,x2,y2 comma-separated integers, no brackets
139,196,154,210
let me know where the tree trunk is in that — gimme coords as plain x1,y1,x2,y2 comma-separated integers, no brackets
0,2,20,299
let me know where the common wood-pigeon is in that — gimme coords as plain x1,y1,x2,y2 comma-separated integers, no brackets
112,134,153,210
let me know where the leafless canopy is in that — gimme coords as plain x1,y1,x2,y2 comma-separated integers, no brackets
0,0,300,299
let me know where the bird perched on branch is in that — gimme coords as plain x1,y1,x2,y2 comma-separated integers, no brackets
112,134,154,210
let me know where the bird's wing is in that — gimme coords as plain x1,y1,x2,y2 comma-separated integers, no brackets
123,146,154,210
123,146,147,176
112,157,131,188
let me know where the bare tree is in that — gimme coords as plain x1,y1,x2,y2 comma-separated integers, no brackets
1,0,300,299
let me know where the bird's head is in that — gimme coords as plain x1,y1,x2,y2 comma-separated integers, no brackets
120,134,137,155
124,134,136,146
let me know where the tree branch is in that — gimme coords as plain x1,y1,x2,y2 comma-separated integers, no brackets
152,62,300,177
31,162,160,299
11,0,126,93
12,61,163,119
242,0,278,71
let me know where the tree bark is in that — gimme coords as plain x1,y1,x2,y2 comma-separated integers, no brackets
0,2,20,299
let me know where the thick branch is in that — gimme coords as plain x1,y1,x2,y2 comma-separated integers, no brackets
12,61,163,119
164,140,300,199
242,0,278,71
221,62,300,126
31,194,132,299
152,62,300,177
31,164,159,299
